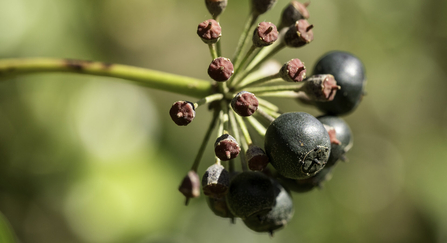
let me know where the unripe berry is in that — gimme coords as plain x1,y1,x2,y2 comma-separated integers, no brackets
231,91,259,117
301,74,340,101
197,19,222,44
251,0,278,15
214,134,240,161
205,0,228,18
246,144,269,171
265,112,331,179
169,101,195,126
279,1,310,29
202,164,230,198
208,57,234,82
283,19,314,48
279,58,307,82
178,171,201,202
252,22,278,47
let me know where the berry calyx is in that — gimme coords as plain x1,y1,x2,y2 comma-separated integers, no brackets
301,74,340,101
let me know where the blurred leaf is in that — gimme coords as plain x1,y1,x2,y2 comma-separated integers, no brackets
0,213,16,243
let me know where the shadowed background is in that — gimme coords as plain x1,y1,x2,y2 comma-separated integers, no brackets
0,0,446,242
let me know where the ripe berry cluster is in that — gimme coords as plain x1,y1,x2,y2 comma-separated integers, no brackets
174,0,366,235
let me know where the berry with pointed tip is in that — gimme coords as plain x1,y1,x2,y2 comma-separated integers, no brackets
243,179,294,234
226,171,276,219
214,134,240,161
283,19,314,48
169,101,195,126
246,144,269,171
178,171,201,203
317,115,353,167
205,0,228,18
279,1,310,29
313,51,366,115
301,74,340,101
279,58,307,82
197,19,222,44
251,0,278,15
252,22,278,47
231,91,259,117
202,163,230,198
208,57,234,82
264,112,331,179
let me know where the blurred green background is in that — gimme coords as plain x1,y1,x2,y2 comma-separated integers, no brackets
0,0,446,242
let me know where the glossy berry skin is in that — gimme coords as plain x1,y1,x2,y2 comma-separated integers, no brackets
278,166,334,193
313,51,366,115
265,112,331,179
226,171,275,219
317,115,353,167
243,179,294,234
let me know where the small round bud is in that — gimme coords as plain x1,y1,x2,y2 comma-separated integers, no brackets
252,22,278,47
208,57,234,82
205,0,228,18
283,19,314,48
169,101,195,126
246,145,270,171
279,58,307,82
214,134,240,161
279,1,310,29
197,19,222,44
231,91,259,117
251,0,278,15
301,74,340,101
178,170,200,201
202,164,230,198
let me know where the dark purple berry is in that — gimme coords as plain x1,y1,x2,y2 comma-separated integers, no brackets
251,0,278,15
279,1,310,29
313,51,366,115
208,57,234,82
205,0,228,18
252,22,278,47
279,58,307,82
214,134,240,161
202,164,230,198
301,74,340,101
226,171,275,219
246,145,269,171
231,91,259,117
264,112,331,179
169,101,195,126
317,115,353,167
278,166,334,193
283,19,314,48
242,179,294,234
197,19,222,44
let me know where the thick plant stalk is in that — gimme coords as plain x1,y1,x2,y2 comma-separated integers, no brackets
0,58,213,98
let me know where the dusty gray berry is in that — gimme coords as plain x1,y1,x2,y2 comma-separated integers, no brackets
243,179,294,234
226,171,275,219
231,91,259,117
279,1,310,29
202,163,230,198
264,112,331,179
208,57,234,82
279,58,307,82
283,19,314,48
214,134,240,161
252,22,278,47
169,101,195,126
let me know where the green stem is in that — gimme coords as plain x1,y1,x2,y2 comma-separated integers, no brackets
231,12,259,71
209,44,218,60
255,91,301,98
228,110,247,171
244,83,302,94
234,72,281,90
245,116,267,136
233,111,252,145
191,109,220,172
194,93,224,109
214,16,222,57
0,58,212,98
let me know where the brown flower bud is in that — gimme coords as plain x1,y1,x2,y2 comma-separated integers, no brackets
280,58,307,82
301,74,340,101
197,19,222,44
231,91,259,117
205,0,228,18
252,22,278,47
169,101,195,126
208,57,234,82
214,134,240,161
283,19,314,48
